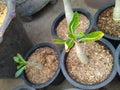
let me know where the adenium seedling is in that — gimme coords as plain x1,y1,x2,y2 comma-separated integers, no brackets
53,12,104,64
13,53,27,78
13,53,43,78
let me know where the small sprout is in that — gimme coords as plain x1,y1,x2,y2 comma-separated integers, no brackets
53,12,104,64
13,53,43,78
13,53,27,78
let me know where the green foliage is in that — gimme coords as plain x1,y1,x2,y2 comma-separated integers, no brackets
52,39,65,44
15,66,26,78
79,31,104,43
74,31,85,39
53,12,104,52
65,39,74,52
13,53,27,78
69,12,79,35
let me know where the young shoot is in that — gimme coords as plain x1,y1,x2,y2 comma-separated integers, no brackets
113,0,120,21
13,53,43,78
53,12,104,64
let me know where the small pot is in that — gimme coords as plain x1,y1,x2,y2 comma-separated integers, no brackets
21,43,64,89
60,38,116,89
51,8,93,39
13,85,35,90
94,2,120,48
115,44,120,76
16,0,57,21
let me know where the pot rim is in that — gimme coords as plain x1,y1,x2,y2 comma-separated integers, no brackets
51,8,94,39
21,42,61,89
13,85,35,90
60,38,116,89
115,44,120,76
94,2,120,41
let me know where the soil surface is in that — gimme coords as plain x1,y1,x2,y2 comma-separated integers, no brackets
57,14,90,40
26,47,59,84
0,0,7,26
66,42,113,85
98,7,120,38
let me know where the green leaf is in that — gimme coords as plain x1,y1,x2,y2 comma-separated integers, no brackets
65,39,74,52
13,57,21,63
17,64,25,70
69,12,79,34
74,31,85,39
68,33,75,39
15,66,26,78
13,57,26,64
17,53,26,63
53,39,65,44
79,31,104,43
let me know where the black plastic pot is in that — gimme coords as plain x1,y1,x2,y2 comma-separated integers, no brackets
16,0,57,22
84,0,114,9
60,38,116,89
21,43,64,89
13,85,35,90
51,8,94,39
94,2,120,48
115,44,120,76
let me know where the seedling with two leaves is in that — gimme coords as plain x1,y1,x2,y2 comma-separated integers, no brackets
13,53,43,78
53,12,104,64
13,53,27,78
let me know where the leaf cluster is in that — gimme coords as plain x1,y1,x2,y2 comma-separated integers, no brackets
53,12,104,52
13,53,27,78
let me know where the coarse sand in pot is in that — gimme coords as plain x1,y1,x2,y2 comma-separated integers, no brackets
98,7,120,38
25,47,59,84
66,42,113,85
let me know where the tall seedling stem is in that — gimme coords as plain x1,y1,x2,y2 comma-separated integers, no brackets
63,0,73,25
63,0,89,64
113,0,120,21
